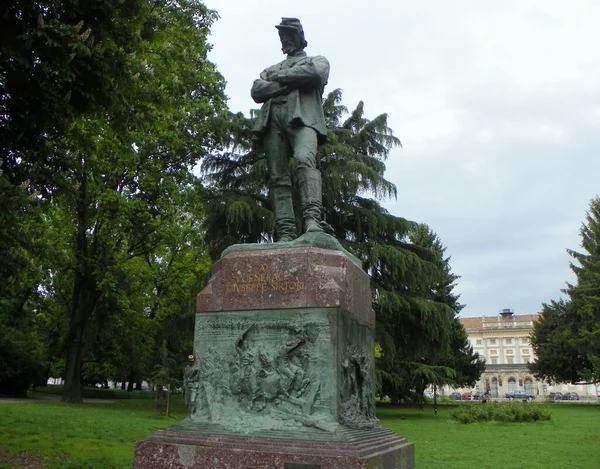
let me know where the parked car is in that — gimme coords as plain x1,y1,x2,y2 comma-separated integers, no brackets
563,392,579,400
462,392,473,401
548,392,563,401
505,391,536,401
449,392,462,400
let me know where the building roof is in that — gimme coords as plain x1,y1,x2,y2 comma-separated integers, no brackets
460,313,540,331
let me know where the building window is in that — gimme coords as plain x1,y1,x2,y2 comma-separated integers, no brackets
508,377,517,392
506,349,514,355
491,377,499,397
507,357,514,364
524,378,534,394
505,338,512,345
489,338,496,345
491,358,497,364
521,337,528,344
522,349,529,355
476,339,482,345
489,349,497,355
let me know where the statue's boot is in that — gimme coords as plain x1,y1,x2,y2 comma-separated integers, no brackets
296,167,324,234
270,184,297,242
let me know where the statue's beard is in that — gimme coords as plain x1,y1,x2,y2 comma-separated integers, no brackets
281,43,298,55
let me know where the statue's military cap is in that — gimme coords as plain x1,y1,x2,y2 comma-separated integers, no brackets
275,17,304,35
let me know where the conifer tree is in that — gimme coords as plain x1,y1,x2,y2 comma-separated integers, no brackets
530,197,600,384
202,90,482,401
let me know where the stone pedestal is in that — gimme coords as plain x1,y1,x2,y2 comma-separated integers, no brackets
134,428,414,469
134,236,414,469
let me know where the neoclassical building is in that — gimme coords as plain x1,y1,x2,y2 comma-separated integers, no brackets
461,310,540,397
444,309,596,398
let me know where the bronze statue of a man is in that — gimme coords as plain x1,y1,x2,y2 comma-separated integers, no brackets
251,18,330,242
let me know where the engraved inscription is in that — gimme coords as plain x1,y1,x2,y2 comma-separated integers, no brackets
226,264,305,293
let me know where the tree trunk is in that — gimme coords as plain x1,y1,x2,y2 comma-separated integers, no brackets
61,171,100,404
62,327,84,403
121,381,126,390
165,384,170,417
61,276,99,403
127,371,135,392
155,385,162,411
135,381,142,391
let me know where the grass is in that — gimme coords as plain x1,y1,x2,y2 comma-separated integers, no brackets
0,399,598,469
0,398,188,469
378,403,600,469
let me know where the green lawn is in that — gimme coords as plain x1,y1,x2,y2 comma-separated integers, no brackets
0,398,188,469
0,399,598,468
379,403,600,469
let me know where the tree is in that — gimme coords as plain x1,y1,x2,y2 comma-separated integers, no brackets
528,300,589,384
151,340,181,416
201,110,272,258
77,182,212,392
530,197,600,384
0,176,55,396
396,224,484,398
201,90,477,402
1,0,227,402
54,84,224,402
1,0,150,190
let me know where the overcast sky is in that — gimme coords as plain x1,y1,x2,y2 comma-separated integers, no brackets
203,0,600,318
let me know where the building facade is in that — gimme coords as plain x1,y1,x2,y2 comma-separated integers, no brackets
445,309,596,398
462,310,540,397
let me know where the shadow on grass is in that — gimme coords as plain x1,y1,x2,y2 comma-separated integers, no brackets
377,404,447,421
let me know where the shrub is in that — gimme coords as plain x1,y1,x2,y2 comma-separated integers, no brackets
0,333,48,397
450,402,551,424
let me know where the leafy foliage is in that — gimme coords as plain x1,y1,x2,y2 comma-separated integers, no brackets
375,223,484,402
529,196,600,384
1,0,227,401
450,402,551,424
0,177,54,396
1,0,148,190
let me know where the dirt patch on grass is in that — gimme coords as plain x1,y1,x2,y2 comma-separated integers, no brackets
0,452,45,469
0,452,68,469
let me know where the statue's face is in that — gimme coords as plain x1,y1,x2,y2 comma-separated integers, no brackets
279,29,303,55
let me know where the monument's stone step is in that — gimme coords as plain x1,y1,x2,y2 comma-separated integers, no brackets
133,429,414,469
157,422,393,444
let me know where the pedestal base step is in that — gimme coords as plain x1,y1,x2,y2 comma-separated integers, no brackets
133,429,414,469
